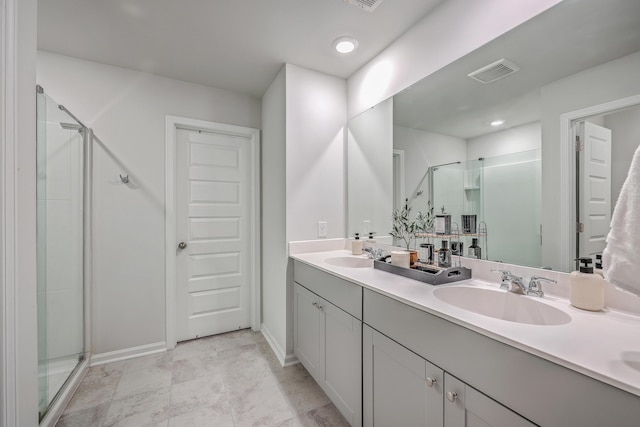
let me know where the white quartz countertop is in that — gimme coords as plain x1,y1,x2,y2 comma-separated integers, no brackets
290,249,640,398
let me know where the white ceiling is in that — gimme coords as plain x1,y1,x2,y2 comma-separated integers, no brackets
393,0,640,139
37,0,444,98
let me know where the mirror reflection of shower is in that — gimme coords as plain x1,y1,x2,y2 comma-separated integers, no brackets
426,150,541,268
36,85,90,421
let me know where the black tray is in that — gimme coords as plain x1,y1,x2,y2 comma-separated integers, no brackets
374,256,471,285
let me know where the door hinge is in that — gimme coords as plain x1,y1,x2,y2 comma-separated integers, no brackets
577,222,584,233
575,136,583,152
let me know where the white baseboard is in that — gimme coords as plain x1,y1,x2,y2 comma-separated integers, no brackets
90,341,166,366
283,352,299,367
260,323,298,367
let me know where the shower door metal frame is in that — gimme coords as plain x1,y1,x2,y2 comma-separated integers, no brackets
35,87,93,427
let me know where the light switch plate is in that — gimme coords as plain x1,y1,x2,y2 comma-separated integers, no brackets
317,221,328,238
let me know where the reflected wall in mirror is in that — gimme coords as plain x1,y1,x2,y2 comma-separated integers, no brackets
347,0,640,272
347,97,394,244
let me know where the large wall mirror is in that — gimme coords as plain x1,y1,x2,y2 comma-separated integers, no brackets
347,0,640,272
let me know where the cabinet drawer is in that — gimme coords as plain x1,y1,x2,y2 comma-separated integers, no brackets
293,260,362,319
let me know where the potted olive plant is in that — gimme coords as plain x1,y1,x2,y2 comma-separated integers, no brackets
390,198,417,250
415,200,435,235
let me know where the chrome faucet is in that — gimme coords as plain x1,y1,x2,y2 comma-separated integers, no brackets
491,269,527,294
491,269,512,290
527,276,557,297
363,247,386,259
507,275,527,295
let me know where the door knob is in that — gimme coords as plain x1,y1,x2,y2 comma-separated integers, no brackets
178,242,187,250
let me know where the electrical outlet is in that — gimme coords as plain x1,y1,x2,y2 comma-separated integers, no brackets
363,220,371,235
317,221,328,238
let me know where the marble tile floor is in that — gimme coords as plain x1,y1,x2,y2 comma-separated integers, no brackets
56,329,349,427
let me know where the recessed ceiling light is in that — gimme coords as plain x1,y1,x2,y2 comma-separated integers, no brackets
333,36,358,54
490,120,505,126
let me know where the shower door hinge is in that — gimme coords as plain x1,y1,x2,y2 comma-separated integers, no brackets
577,222,584,233
575,136,583,152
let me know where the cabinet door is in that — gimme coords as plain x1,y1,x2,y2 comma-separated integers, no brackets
322,301,362,427
444,373,536,427
293,283,322,379
363,325,444,427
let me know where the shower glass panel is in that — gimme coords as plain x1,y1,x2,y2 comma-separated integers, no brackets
36,89,85,419
432,162,465,227
483,149,541,267
430,152,541,265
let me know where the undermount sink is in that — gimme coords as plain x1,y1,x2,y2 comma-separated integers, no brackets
324,256,373,268
434,286,571,326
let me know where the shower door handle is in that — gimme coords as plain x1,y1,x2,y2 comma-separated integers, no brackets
178,242,187,250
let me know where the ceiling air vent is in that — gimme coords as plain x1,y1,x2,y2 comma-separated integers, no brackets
468,59,520,84
345,0,385,13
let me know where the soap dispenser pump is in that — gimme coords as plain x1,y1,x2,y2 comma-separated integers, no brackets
352,233,363,255
570,257,605,311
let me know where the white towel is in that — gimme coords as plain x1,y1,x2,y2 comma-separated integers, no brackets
603,143,640,296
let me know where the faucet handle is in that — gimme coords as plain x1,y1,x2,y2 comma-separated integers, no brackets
527,276,557,297
491,269,512,290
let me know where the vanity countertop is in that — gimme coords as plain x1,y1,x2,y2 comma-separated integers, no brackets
290,249,640,398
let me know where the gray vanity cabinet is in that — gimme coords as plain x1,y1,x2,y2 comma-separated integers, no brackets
363,325,534,427
363,324,443,427
293,261,362,427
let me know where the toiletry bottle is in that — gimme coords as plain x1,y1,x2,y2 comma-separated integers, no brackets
594,254,604,277
451,241,463,256
366,232,376,243
352,233,363,255
438,240,451,268
570,257,605,311
468,238,481,259
419,243,434,264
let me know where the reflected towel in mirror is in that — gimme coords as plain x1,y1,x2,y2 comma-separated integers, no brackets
603,144,640,296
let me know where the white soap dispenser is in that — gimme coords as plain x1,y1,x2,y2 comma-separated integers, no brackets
351,233,363,255
570,257,605,311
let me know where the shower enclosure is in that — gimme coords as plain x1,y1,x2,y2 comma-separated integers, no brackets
430,150,541,268
36,86,89,420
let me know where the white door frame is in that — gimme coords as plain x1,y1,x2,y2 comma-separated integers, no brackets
165,116,261,349
559,93,640,272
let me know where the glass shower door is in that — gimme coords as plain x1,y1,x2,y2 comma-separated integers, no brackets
36,88,86,419
432,162,464,223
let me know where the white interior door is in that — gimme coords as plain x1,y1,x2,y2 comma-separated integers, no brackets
176,128,252,342
578,121,612,258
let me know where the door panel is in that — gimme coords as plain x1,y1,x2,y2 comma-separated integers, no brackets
444,373,536,427
294,283,322,379
578,121,612,258
323,302,362,426
364,325,442,427
176,128,252,341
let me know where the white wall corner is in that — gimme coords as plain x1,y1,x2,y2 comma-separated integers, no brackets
260,323,290,367
1,0,39,425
